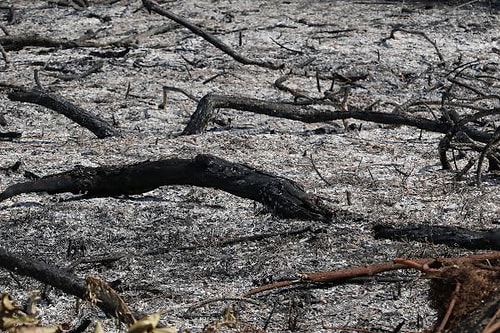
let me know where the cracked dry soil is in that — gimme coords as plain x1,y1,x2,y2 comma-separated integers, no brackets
0,0,499,332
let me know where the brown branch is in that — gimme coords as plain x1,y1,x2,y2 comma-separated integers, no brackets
245,261,412,296
0,154,333,221
245,252,500,296
141,0,283,70
7,87,119,138
435,282,461,333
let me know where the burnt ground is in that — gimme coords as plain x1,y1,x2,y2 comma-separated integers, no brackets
0,0,499,332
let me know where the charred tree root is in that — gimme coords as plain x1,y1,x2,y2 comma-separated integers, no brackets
0,154,333,221
7,87,119,139
373,224,500,250
0,246,137,325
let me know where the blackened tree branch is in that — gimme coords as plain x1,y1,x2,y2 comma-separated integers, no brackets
0,154,333,221
141,0,283,70
373,224,500,250
0,34,96,51
7,87,119,139
181,93,495,146
0,132,21,140
0,246,136,325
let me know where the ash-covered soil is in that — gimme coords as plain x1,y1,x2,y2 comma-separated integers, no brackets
0,0,499,332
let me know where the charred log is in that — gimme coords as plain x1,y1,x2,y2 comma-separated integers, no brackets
182,94,496,147
373,224,500,250
0,154,333,221
0,131,21,140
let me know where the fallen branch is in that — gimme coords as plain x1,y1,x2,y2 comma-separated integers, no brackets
246,252,500,332
39,61,104,81
0,246,136,325
7,87,119,139
0,24,178,51
0,34,96,51
0,154,333,221
141,0,283,70
384,28,445,65
181,94,495,145
373,224,500,250
245,252,500,295
0,132,21,141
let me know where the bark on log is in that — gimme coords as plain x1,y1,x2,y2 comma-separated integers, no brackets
373,224,500,250
0,154,333,221
7,87,119,138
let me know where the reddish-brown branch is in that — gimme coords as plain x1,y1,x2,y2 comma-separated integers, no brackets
245,252,500,296
435,282,461,333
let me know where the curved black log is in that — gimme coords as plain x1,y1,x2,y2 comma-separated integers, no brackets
0,154,333,221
